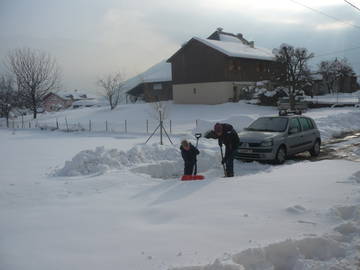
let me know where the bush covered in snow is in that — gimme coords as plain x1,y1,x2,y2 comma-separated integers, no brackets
255,86,288,106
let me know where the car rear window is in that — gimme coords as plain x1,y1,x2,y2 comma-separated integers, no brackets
289,118,301,133
299,117,313,131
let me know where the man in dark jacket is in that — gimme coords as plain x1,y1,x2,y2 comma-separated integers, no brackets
180,140,200,175
214,123,240,177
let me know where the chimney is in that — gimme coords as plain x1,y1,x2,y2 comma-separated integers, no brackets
217,27,223,33
237,33,243,39
249,41,255,48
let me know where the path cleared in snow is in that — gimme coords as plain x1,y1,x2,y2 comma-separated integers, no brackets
53,142,277,180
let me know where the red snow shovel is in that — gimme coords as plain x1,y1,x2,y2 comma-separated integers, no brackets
181,133,205,181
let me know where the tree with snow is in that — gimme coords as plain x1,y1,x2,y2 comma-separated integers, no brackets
0,74,19,127
5,48,61,119
97,73,124,110
318,58,355,94
273,44,314,110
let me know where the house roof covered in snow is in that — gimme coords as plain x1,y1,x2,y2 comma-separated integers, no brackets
122,60,172,93
57,90,94,100
168,29,275,62
192,37,275,61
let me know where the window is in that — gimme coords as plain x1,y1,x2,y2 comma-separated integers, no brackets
289,118,301,133
299,117,313,131
153,83,162,90
247,117,288,132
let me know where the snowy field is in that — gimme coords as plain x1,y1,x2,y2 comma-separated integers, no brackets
1,102,360,270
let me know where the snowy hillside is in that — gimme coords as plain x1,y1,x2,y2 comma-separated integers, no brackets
1,102,360,270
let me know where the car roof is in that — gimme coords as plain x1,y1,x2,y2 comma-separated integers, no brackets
260,115,312,119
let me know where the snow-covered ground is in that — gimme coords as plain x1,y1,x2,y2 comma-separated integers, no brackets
1,102,360,270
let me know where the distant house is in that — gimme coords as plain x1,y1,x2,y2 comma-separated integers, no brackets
42,92,73,112
42,90,95,111
167,28,282,104
309,73,359,96
123,60,172,103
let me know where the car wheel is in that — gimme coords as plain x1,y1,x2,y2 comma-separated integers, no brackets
274,146,286,164
310,140,320,157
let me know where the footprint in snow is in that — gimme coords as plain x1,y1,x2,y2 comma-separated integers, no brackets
286,205,306,214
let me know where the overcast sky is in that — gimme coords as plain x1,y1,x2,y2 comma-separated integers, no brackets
1,0,360,93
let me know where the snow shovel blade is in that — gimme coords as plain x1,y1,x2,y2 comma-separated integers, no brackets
181,175,205,181
193,175,205,180
181,175,193,181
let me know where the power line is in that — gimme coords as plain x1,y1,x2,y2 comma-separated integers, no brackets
289,0,360,30
344,0,360,12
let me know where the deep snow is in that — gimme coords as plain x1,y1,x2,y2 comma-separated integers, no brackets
1,101,360,270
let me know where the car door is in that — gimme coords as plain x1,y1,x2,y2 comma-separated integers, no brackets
298,117,317,151
286,117,305,155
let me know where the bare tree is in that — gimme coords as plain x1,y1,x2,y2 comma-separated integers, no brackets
0,74,18,127
149,100,169,121
318,60,337,94
97,73,124,110
319,58,354,94
5,48,61,119
273,44,314,110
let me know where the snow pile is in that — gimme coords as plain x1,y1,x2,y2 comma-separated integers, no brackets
171,237,347,270
171,259,243,270
231,237,346,270
54,144,218,178
350,170,360,183
172,201,360,270
315,111,360,140
331,205,360,221
54,146,124,176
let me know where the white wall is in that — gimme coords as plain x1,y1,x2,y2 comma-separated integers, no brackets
173,81,234,104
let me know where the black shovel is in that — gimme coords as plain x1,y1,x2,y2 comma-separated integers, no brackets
219,144,227,177
194,133,201,175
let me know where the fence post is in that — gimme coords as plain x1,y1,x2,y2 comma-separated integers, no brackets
56,118,59,129
125,120,127,134
106,120,108,132
196,119,198,129
21,115,24,128
170,120,172,134
159,111,163,145
65,117,69,132
29,121,31,128
89,120,91,132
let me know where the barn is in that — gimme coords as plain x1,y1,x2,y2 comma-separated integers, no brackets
167,28,282,104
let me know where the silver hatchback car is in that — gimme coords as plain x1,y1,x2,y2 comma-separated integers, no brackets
235,115,321,164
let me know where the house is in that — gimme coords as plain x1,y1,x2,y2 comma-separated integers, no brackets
167,28,282,104
123,60,172,103
42,90,95,111
42,92,73,112
309,73,359,96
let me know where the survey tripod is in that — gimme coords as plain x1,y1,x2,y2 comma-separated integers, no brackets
145,110,173,145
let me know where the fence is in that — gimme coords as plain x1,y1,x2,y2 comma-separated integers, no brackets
306,96,360,105
0,117,204,135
